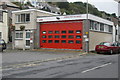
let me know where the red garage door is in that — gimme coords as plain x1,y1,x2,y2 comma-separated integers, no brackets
40,20,83,50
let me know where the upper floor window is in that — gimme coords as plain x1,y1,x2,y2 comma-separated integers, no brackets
100,23,104,31
0,11,3,22
90,20,100,31
104,25,109,32
16,14,30,23
109,26,113,33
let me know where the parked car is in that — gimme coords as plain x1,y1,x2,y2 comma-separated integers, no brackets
95,42,120,54
0,39,7,52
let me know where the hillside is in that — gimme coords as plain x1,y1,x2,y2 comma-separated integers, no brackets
12,1,117,19
54,2,117,19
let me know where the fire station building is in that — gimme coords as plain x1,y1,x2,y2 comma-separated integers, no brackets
12,9,114,51
36,14,114,51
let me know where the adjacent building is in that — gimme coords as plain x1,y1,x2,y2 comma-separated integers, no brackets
0,2,19,43
12,9,59,49
0,9,8,43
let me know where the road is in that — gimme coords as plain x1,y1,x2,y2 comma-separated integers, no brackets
1,50,119,79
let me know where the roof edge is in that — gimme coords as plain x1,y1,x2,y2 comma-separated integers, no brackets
12,9,59,15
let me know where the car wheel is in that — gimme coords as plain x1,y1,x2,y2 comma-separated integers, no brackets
110,50,113,55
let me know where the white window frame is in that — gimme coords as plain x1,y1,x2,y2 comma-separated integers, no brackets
16,13,30,23
15,31,23,39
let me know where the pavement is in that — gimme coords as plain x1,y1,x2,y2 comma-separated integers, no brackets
2,42,96,71
2,47,94,68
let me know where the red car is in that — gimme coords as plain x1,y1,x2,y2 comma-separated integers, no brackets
95,42,120,54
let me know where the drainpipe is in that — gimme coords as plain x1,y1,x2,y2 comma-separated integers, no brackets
113,25,116,42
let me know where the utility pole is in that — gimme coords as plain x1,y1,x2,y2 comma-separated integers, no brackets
86,0,89,53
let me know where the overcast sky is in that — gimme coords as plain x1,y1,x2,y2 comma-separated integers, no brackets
67,0,118,16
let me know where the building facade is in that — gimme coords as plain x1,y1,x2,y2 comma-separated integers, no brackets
12,9,115,51
36,14,114,51
12,9,58,50
0,10,8,43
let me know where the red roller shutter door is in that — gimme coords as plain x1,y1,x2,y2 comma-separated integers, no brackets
40,20,83,50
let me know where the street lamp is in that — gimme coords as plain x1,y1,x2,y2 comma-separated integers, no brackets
85,0,89,53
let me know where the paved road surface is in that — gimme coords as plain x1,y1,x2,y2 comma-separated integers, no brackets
2,51,119,78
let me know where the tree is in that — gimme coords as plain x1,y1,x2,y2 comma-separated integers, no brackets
57,2,69,9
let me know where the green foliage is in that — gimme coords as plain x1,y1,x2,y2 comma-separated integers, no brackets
12,1,117,19
55,2,117,19
57,2,69,9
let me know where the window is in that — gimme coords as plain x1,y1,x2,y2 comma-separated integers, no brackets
15,31,23,39
61,40,66,43
69,30,73,33
68,35,74,38
68,40,74,43
21,14,25,22
48,35,52,38
100,23,104,31
90,20,94,30
55,31,59,33
48,40,52,43
26,14,30,21
0,40,4,44
16,13,30,23
99,42,111,46
62,31,66,33
62,35,66,38
76,36,81,39
26,40,30,46
76,40,81,44
42,40,46,43
55,40,59,43
42,35,46,38
0,32,1,39
55,35,59,38
0,11,3,22
104,25,109,32
26,32,30,38
76,30,81,33
109,26,113,33
90,21,100,31
48,31,53,34
42,31,46,34
94,22,100,31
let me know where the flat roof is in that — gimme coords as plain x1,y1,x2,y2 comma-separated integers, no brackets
12,9,59,16
37,14,113,25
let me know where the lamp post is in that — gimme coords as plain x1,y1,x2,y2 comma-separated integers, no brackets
85,0,89,53
86,0,88,19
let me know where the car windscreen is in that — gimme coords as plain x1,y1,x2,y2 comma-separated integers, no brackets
99,42,111,46
0,40,5,44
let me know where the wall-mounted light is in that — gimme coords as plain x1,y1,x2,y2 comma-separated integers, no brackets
56,17,60,20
